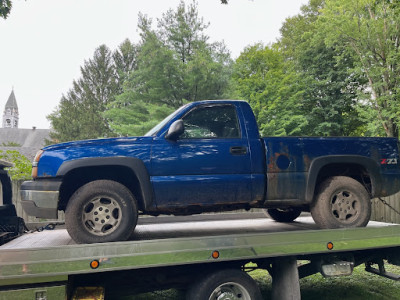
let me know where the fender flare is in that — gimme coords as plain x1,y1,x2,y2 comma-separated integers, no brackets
305,155,382,202
57,156,153,209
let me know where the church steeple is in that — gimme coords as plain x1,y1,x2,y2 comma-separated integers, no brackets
2,89,19,128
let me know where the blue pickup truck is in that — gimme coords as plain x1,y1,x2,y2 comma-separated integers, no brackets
21,100,400,243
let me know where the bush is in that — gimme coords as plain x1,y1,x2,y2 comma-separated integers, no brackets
0,150,32,180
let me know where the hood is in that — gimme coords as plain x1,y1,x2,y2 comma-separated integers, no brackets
43,136,151,151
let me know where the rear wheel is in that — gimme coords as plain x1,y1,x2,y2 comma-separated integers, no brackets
264,208,302,223
65,180,138,244
186,269,262,300
311,176,371,229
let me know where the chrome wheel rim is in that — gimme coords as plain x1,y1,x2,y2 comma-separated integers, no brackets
82,196,122,236
331,190,360,224
209,282,251,300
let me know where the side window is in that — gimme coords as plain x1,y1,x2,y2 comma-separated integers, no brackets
181,105,240,139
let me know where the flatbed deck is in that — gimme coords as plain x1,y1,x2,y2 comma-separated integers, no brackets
0,214,399,300
1,213,395,249
0,215,398,286
1,213,321,249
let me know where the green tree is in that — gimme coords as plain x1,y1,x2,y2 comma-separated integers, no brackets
113,39,138,94
155,1,233,105
279,0,365,136
48,45,119,142
0,150,31,180
125,18,185,108
0,0,12,19
104,91,174,136
105,1,233,137
158,1,209,64
47,91,86,143
233,44,307,136
126,2,232,108
104,27,178,136
319,0,400,137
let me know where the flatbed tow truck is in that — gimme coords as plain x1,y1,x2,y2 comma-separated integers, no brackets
2,162,400,299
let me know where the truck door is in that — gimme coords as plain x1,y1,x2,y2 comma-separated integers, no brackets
150,104,253,208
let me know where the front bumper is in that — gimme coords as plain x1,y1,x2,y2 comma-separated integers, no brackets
20,180,62,219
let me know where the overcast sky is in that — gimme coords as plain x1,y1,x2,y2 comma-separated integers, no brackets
0,0,308,129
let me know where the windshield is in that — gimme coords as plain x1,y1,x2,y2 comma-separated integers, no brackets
145,104,188,136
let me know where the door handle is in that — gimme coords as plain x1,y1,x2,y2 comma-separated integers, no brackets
230,146,247,155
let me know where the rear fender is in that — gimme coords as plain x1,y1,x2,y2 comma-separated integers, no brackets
306,155,381,202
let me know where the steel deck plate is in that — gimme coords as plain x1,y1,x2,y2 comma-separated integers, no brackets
0,215,392,249
0,215,398,285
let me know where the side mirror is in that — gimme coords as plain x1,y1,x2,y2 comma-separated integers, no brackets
165,120,184,141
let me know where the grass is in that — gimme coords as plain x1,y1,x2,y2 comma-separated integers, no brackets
251,263,400,300
125,263,400,299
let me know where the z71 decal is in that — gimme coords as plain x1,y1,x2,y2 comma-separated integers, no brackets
381,158,398,165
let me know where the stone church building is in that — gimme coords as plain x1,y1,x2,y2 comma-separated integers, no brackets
2,90,19,129
0,90,51,161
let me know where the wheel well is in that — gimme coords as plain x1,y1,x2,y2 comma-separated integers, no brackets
58,166,145,211
315,163,372,195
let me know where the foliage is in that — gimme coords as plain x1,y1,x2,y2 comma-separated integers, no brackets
104,0,233,137
319,0,400,137
46,0,400,140
0,150,31,180
233,44,307,136
113,39,138,94
104,92,175,136
48,45,119,142
48,1,232,139
0,0,12,19
279,0,365,136
124,22,185,108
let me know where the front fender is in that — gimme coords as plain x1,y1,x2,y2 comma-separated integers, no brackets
57,156,153,209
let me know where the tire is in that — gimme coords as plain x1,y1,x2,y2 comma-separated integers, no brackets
311,176,371,229
186,269,262,300
65,180,138,244
264,208,302,222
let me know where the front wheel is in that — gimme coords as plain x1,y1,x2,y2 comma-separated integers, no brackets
311,176,371,229
65,180,138,244
186,269,262,300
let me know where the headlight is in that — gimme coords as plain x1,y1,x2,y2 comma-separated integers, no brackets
32,150,44,179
